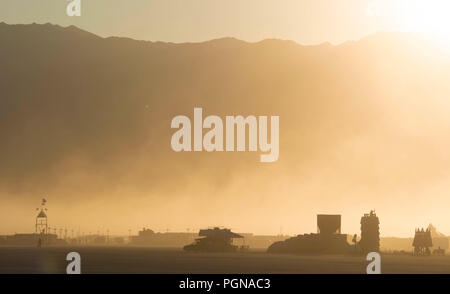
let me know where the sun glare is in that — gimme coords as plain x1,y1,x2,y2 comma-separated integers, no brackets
395,0,450,41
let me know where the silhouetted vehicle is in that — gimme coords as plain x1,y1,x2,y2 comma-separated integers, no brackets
183,227,243,252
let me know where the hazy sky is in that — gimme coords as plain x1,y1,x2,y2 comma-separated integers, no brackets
2,0,450,238
0,0,422,45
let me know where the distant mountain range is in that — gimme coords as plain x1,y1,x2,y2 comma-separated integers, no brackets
1,23,450,234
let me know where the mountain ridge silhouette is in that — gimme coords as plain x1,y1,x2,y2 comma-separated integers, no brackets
0,22,428,47
1,23,450,236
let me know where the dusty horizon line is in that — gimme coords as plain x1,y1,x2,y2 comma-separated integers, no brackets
0,21,424,47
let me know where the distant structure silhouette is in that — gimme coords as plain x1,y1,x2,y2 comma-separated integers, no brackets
129,227,196,247
35,198,48,247
317,214,341,234
413,228,433,256
35,198,48,235
0,198,67,246
267,214,351,254
427,224,449,255
359,210,380,253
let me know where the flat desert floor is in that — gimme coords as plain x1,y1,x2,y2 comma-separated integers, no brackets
1,247,450,274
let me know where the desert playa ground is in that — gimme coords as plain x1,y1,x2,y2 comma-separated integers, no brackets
1,247,450,274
